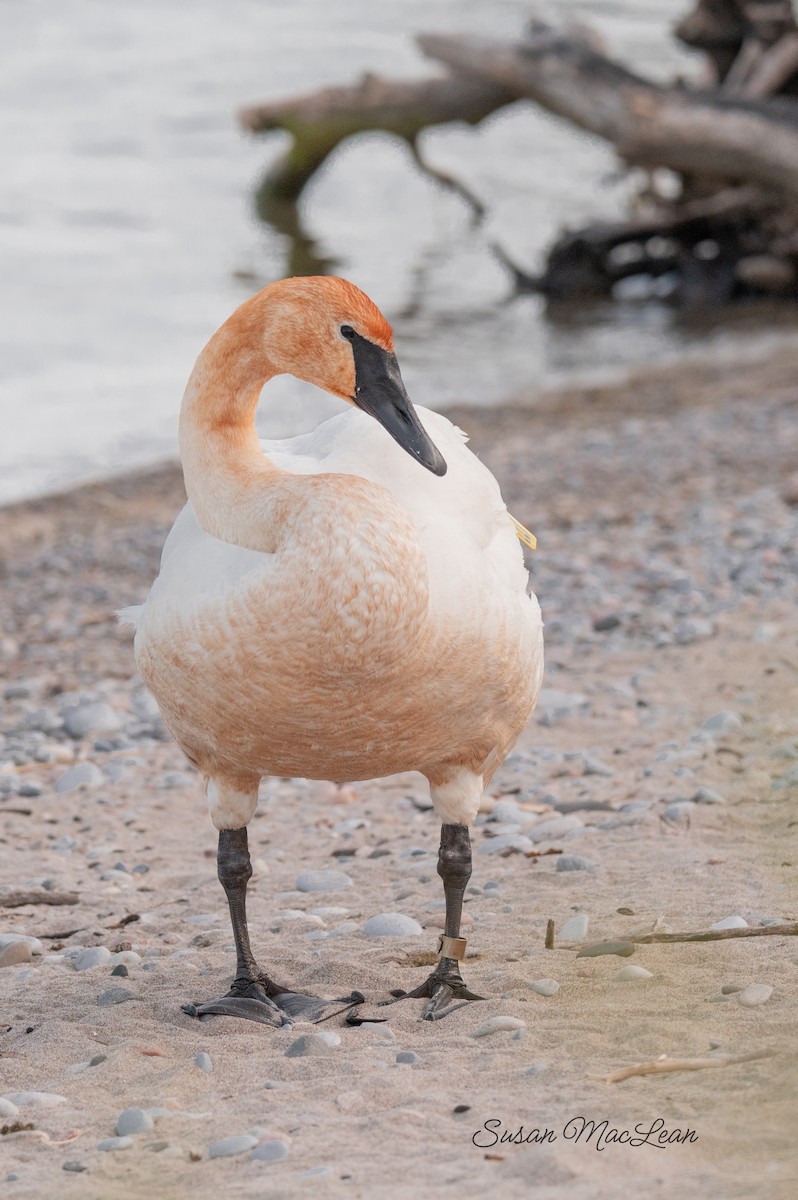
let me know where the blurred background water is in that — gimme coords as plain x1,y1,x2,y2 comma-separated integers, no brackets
3,0,798,504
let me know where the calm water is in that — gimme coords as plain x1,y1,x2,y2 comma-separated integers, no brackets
2,0,797,503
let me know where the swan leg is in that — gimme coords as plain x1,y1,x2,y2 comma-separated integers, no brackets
390,822,484,1021
182,826,362,1025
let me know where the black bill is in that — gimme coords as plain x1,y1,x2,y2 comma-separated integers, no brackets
348,330,447,476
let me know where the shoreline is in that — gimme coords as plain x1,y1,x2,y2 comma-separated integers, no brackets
1,349,797,1198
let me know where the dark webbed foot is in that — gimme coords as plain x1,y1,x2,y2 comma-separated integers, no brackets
389,946,484,1021
182,972,363,1025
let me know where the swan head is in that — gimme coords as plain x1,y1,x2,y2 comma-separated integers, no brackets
256,277,447,477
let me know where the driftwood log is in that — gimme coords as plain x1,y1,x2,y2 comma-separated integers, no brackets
240,2,798,305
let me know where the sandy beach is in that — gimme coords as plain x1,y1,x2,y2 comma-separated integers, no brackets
1,349,797,1199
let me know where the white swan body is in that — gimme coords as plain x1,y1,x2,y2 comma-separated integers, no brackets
131,403,543,826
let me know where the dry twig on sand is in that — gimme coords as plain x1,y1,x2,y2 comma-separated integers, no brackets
593,1050,774,1084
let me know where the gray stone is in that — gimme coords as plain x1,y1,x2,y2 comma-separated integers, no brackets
711,915,748,930
251,1140,289,1162
396,1051,418,1064
285,1034,334,1059
5,1091,67,1108
529,814,583,843
97,986,135,1006
62,1162,87,1173
674,618,715,644
111,964,129,977
557,914,589,941
209,1135,258,1158
738,983,773,1007
692,787,726,805
195,1052,212,1073
362,913,423,937
556,855,597,872
702,711,743,737
116,1107,154,1136
98,1137,133,1151
720,983,745,994
615,965,653,981
73,946,111,972
295,870,352,893
576,941,635,959
536,689,589,724
473,1016,526,1037
0,934,42,955
63,703,121,739
528,978,559,996
0,1098,20,1118
478,833,534,855
55,762,105,793
297,1166,333,1178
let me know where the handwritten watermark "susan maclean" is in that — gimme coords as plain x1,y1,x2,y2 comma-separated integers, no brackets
473,1117,698,1152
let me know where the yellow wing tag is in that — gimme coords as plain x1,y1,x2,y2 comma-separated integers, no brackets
509,514,537,551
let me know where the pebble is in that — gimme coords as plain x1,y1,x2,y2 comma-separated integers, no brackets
737,983,773,1007
295,870,352,893
702,711,743,737
62,1162,88,1173
528,978,559,996
116,1107,154,1136
0,934,42,955
556,855,597,872
0,941,32,968
251,1140,290,1163
63,702,121,738
111,964,129,977
98,986,135,1006
5,1091,67,1108
536,689,589,724
362,913,423,937
317,1031,342,1047
297,1166,333,1178
711,915,748,930
284,1034,334,1058
209,1135,258,1158
73,946,112,972
473,1016,526,1037
615,965,653,981
195,1052,213,1073
692,786,726,805
557,914,589,941
576,941,635,959
720,982,745,994
55,762,105,793
98,1137,133,1152
478,833,533,855
529,814,583,843
396,1051,419,1064
0,1098,20,1118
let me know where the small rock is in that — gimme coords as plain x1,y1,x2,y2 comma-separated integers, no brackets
702,711,742,737
737,983,773,1007
0,934,42,955
557,914,589,941
73,946,112,972
284,1034,334,1058
62,1162,88,1173
362,914,423,937
63,703,121,739
478,833,534,855
396,1051,418,1064
6,1091,67,1108
0,941,32,968
556,855,597,872
251,1140,289,1163
98,986,135,1006
692,787,726,805
720,983,745,994
711,915,748,930
111,964,129,977
55,762,105,793
297,1166,333,1178
576,941,635,959
615,965,653,981
116,1107,154,1136
529,815,583,844
536,689,589,725
295,870,352,893
98,1137,133,1152
528,979,559,996
473,1016,526,1037
710,993,732,1002
195,1052,212,1073
0,1098,20,1118
674,618,715,645
209,1135,258,1159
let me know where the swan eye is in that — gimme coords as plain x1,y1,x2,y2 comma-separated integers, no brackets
340,325,356,341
